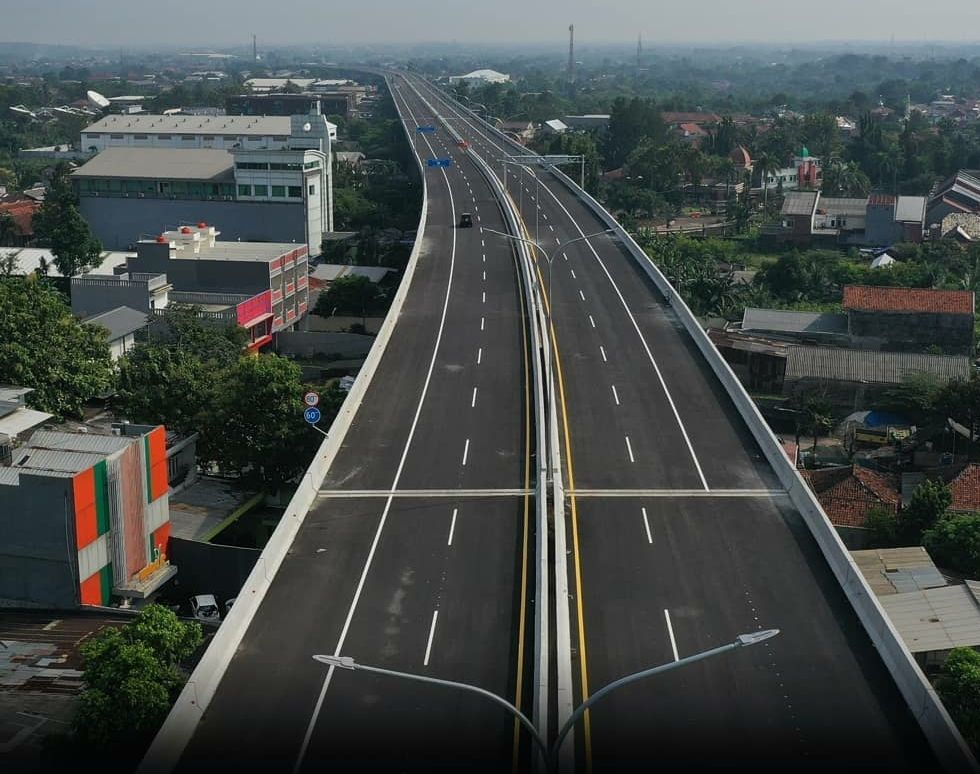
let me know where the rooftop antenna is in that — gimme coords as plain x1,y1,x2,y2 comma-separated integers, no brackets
637,32,643,68
253,34,257,62
568,24,575,86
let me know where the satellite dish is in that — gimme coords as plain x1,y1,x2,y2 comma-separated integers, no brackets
303,121,312,132
87,90,110,110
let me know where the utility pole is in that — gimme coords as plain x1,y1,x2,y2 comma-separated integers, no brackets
637,32,642,69
253,34,257,62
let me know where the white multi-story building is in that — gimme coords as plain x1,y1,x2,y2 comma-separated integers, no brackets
75,114,333,254
80,113,336,152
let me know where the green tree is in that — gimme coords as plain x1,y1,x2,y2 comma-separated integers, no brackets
864,506,899,547
924,513,980,577
879,373,942,424
898,479,952,544
31,162,103,277
208,354,320,490
73,605,201,753
936,648,980,751
314,274,383,322
794,389,834,453
605,96,666,169
0,276,113,417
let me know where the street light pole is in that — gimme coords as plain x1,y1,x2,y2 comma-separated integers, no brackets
548,629,781,767
312,629,779,774
312,655,550,768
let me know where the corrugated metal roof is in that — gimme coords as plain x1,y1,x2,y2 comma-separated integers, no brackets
311,264,392,283
895,196,926,223
851,547,947,596
818,197,868,216
28,429,133,455
879,585,980,654
780,191,819,216
785,346,971,386
12,448,105,474
73,147,234,181
84,113,293,136
0,408,53,438
84,306,149,341
741,308,847,335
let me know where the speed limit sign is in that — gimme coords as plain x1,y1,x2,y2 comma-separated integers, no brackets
303,391,320,408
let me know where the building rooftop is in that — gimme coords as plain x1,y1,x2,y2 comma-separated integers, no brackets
842,285,975,315
851,547,948,596
161,236,306,263
83,113,294,137
948,463,980,513
895,196,927,223
11,448,107,475
801,465,900,528
311,264,393,283
781,191,819,216
741,308,848,336
878,583,980,654
28,429,133,455
818,197,868,217
84,306,149,341
0,248,130,278
785,346,972,386
72,147,234,181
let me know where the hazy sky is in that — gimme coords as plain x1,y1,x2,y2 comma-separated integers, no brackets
4,0,980,47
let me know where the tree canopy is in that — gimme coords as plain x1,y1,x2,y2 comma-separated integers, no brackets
937,647,980,751
31,162,103,277
0,276,113,417
924,513,980,578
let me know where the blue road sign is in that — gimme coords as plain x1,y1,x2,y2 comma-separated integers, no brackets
304,407,322,424
416,125,436,133
426,158,452,168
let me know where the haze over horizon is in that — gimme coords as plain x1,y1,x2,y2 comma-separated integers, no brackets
3,0,980,48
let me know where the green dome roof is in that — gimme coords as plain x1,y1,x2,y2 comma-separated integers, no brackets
801,146,810,157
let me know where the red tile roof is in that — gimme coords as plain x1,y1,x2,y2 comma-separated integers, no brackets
802,465,900,528
678,123,708,136
842,285,975,315
0,199,39,238
949,464,980,513
868,193,896,206
662,112,721,125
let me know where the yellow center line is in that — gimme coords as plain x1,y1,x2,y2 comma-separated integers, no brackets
512,217,532,772
508,194,593,771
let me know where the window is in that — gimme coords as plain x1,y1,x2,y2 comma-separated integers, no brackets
238,184,252,196
273,135,288,142
308,184,316,195
271,185,286,197
134,134,148,140
269,162,301,171
288,186,302,198
304,159,321,169
157,134,172,140
85,133,101,139
181,135,195,140
223,135,237,141
110,134,124,139
236,162,269,170
253,184,268,196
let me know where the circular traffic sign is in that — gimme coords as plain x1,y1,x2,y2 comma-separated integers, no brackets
303,391,320,407
304,407,322,424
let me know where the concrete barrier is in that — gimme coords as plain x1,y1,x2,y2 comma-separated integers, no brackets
544,164,978,774
140,73,431,774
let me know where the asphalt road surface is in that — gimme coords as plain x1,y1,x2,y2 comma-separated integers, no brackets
413,77,936,772
175,75,534,773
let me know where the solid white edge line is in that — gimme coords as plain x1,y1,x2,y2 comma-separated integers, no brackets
462,438,470,466
625,435,635,463
448,507,458,546
664,609,680,661
423,610,439,666
293,83,461,774
642,507,653,544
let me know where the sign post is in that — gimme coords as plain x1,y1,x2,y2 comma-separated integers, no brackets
303,402,328,438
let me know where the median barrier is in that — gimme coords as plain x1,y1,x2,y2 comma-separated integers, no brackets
140,73,431,774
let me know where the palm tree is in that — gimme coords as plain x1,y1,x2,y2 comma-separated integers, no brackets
754,152,777,214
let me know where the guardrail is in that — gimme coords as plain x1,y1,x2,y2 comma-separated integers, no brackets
402,75,553,750
421,78,977,774
139,74,431,774
543,165,978,774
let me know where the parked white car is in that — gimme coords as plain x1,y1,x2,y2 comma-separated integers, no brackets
190,594,221,622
